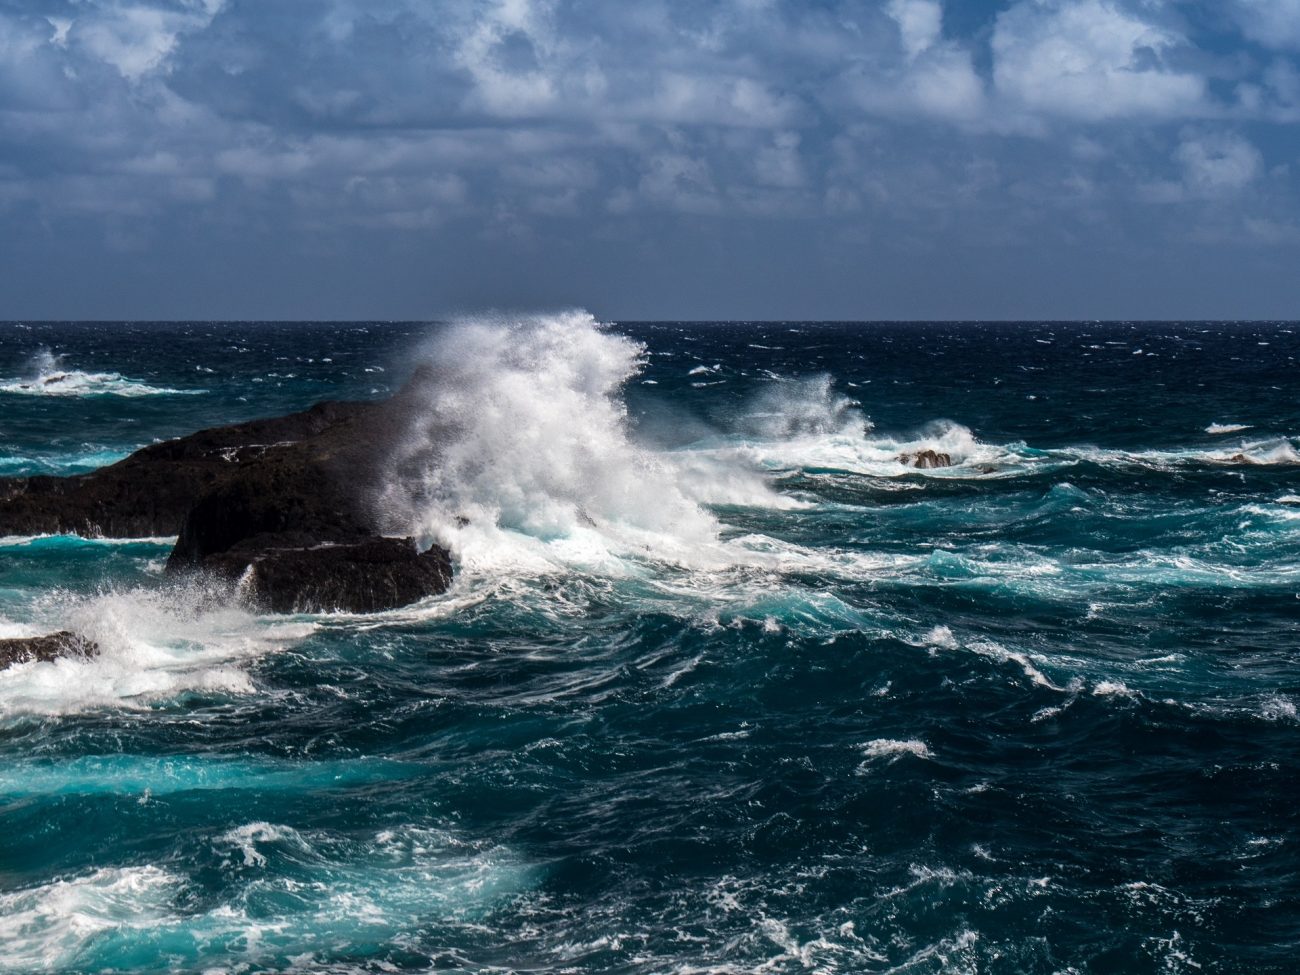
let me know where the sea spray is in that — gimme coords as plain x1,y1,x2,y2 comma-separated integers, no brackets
378,311,775,573
0,346,203,398
736,373,871,440
0,579,315,718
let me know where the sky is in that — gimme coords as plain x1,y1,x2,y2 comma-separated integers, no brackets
2,0,1300,320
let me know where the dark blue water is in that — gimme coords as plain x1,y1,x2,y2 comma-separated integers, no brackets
1,316,1298,973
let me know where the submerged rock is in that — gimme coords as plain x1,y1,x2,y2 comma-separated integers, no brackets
0,374,455,613
0,631,98,669
899,449,952,469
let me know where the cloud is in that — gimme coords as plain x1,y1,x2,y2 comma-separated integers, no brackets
1174,129,1262,196
845,0,986,125
991,0,1206,121
1,0,1299,318
1231,0,1300,50
71,1,225,81
887,0,943,60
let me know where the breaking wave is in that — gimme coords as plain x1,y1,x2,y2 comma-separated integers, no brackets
0,825,529,972
0,348,204,397
378,311,782,575
0,580,314,719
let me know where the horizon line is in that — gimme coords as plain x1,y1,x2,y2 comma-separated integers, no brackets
3,318,1299,326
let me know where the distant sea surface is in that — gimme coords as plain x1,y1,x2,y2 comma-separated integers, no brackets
1,317,1297,973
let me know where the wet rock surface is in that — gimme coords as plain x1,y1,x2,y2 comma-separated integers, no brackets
0,631,99,670
0,378,454,613
899,449,953,469
204,536,453,615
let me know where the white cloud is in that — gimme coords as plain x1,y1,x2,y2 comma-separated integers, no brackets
900,46,986,121
886,0,943,60
633,72,801,128
1255,59,1300,121
1231,0,1300,50
1174,130,1262,196
454,0,561,116
75,2,224,81
1,0,1297,261
992,0,1206,121
753,131,805,187
610,151,721,214
46,17,72,47
847,1,986,125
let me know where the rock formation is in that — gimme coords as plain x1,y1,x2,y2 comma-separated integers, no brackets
0,378,452,613
899,449,952,469
0,631,98,670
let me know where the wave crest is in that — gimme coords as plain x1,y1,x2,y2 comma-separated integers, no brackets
378,311,779,574
0,348,204,398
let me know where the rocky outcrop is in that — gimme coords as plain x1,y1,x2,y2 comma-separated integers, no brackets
0,398,391,539
0,376,454,613
899,449,952,469
0,631,98,670
205,536,452,614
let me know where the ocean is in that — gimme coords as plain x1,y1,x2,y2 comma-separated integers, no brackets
0,314,1297,973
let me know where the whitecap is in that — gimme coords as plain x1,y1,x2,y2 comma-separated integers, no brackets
0,826,532,972
1205,422,1253,435
0,349,205,398
859,738,932,761
0,581,315,719
1092,680,1137,699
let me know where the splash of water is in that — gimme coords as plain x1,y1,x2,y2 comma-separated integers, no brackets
0,580,315,718
736,374,870,440
0,347,203,398
379,311,776,574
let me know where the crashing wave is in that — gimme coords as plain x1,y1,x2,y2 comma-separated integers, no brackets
377,311,782,575
0,348,204,397
0,581,314,719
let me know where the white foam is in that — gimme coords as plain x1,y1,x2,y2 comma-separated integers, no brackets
736,373,870,441
0,448,133,475
688,402,1057,483
218,822,312,867
0,348,204,398
0,581,316,718
0,825,530,971
1206,422,1253,435
924,625,958,649
0,533,177,549
0,866,183,972
1092,680,1137,699
1260,694,1298,723
379,311,783,577
1074,437,1300,469
859,738,932,761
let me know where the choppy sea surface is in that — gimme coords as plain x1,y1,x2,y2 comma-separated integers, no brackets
1,315,1298,974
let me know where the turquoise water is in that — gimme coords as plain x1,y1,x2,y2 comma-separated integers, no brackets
1,315,1298,973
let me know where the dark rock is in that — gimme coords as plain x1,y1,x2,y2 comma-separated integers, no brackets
0,374,455,613
0,631,98,669
204,536,452,614
0,398,388,538
899,449,953,469
164,457,373,572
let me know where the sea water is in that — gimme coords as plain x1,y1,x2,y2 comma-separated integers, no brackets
0,315,1297,972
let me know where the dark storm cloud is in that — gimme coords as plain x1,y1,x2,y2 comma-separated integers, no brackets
1,0,1299,318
